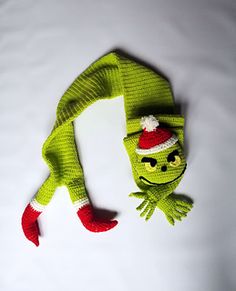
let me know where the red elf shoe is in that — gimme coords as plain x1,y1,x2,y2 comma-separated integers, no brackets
77,204,118,232
21,203,41,247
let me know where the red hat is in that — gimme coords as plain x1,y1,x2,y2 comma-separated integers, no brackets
136,115,178,155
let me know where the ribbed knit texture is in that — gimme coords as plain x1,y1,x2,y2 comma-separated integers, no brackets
40,53,175,202
21,52,193,246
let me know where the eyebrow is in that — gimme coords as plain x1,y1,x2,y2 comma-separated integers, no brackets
167,150,179,162
141,157,157,167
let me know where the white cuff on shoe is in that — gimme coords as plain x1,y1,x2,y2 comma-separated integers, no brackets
73,198,90,212
30,199,46,212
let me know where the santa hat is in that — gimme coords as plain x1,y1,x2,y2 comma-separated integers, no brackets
136,115,178,155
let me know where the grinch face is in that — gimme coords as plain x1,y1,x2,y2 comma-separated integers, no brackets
135,142,186,185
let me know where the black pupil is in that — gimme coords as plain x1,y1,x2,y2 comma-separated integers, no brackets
167,150,179,162
141,157,157,167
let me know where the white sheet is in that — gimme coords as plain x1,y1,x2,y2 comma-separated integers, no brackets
0,0,236,290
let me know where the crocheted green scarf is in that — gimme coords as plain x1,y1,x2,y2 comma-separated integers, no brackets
22,52,193,246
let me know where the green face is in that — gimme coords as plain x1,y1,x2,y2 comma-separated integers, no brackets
135,142,186,185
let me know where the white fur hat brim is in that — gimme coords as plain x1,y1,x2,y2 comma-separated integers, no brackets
136,135,178,155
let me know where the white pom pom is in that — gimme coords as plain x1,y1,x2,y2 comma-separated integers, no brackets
140,115,159,132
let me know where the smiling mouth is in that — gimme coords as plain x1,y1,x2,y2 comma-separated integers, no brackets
139,164,187,186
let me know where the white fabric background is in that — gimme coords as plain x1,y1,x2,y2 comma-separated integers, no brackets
0,0,236,290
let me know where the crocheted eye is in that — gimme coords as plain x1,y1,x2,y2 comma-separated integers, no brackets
144,163,157,172
167,150,181,167
141,157,157,172
169,156,181,167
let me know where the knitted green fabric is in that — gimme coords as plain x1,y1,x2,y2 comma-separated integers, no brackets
22,52,193,246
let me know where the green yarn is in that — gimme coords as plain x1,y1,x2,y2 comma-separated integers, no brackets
124,114,192,222
33,52,193,224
